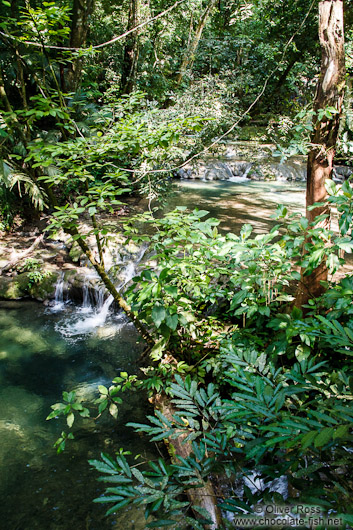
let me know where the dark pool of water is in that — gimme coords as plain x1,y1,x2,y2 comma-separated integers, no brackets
0,301,155,530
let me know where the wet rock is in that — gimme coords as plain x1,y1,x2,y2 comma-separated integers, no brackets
29,271,59,301
334,165,353,180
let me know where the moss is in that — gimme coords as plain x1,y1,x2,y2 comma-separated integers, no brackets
0,276,25,299
29,271,59,301
237,125,268,141
0,271,59,301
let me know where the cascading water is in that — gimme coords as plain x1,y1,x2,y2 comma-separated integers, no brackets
51,272,66,312
81,277,92,312
55,245,147,338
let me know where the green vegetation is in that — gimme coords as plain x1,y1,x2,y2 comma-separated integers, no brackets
1,0,353,528
47,184,353,527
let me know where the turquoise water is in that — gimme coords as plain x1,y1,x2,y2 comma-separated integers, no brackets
172,179,306,233
0,301,154,530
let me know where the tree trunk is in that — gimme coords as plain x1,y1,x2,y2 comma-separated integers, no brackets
67,0,95,91
120,0,140,94
154,393,223,529
296,0,345,307
274,50,303,93
175,0,217,86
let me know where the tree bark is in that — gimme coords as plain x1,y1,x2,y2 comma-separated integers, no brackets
67,0,95,91
296,0,345,307
175,0,217,86
274,50,303,93
120,0,140,94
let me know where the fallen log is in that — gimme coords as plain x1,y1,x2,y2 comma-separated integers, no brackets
1,233,44,274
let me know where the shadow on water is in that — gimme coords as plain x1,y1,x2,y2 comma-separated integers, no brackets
0,301,156,530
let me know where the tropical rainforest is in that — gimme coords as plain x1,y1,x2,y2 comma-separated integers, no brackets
1,0,353,528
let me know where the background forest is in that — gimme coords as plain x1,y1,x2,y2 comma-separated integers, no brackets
1,0,353,529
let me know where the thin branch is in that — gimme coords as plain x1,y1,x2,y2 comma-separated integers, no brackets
0,0,186,51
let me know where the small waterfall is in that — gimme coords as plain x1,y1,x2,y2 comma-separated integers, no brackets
56,245,147,337
63,294,115,336
93,286,105,309
51,273,66,312
81,281,91,312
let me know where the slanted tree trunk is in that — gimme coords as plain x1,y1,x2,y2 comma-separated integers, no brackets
64,225,154,346
120,0,140,94
67,0,95,91
274,50,303,93
296,0,345,307
175,0,217,86
154,393,223,529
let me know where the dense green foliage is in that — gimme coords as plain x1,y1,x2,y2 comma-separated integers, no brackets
48,181,353,527
2,1,353,528
1,0,353,227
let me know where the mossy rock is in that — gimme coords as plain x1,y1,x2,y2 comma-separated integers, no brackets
0,276,25,299
0,271,59,301
29,271,59,301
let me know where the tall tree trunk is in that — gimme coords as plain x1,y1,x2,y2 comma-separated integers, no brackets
67,0,94,91
175,0,217,86
296,0,345,307
120,0,140,94
154,393,223,529
274,50,303,93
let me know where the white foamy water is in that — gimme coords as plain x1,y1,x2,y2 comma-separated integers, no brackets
229,175,251,183
50,272,66,312
59,294,115,336
55,245,147,338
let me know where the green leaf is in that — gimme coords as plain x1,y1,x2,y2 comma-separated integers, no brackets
325,179,337,196
109,403,119,419
146,521,178,528
66,413,75,428
166,313,178,331
152,305,166,328
105,499,131,515
314,427,334,448
150,339,167,361
333,424,350,440
300,430,317,450
192,209,209,218
131,468,145,483
165,285,178,297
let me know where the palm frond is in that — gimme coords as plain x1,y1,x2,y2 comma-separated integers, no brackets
0,159,48,210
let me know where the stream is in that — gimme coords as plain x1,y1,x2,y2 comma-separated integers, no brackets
0,178,306,529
